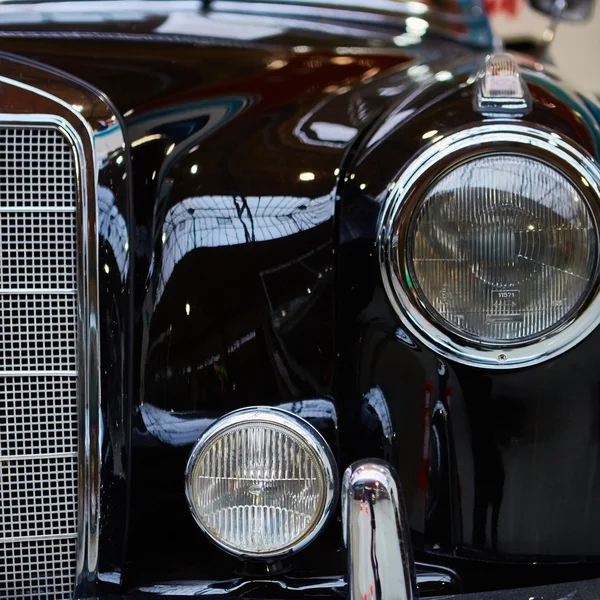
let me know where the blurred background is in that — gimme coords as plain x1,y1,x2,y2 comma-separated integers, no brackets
491,1,600,94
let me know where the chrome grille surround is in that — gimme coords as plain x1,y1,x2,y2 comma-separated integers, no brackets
0,124,81,599
0,58,128,597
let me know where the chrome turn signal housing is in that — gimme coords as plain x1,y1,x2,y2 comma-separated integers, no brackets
185,407,338,558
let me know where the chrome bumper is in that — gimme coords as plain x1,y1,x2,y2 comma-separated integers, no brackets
343,460,417,600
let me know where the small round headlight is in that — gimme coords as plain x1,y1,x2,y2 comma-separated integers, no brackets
379,124,600,368
185,407,338,558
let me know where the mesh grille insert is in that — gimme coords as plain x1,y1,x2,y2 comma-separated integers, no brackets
0,126,78,599
0,539,76,599
0,211,76,288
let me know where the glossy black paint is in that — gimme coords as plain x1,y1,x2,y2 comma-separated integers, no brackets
130,563,460,597
337,55,600,590
92,576,600,600
0,14,428,591
122,43,414,590
1,1,600,597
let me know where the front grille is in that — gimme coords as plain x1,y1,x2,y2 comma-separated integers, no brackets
0,127,79,599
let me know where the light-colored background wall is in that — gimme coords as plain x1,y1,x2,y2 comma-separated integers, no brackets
491,2,600,95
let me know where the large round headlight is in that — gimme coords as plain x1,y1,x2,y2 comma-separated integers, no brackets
410,154,595,342
185,407,338,558
379,125,600,368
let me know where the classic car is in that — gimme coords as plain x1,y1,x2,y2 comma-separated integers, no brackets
0,0,599,598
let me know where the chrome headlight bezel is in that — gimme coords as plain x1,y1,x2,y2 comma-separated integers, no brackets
185,406,339,559
378,123,600,369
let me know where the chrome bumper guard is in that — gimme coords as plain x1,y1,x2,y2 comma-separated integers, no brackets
343,460,418,600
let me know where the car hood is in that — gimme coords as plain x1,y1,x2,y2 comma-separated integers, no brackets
0,0,493,49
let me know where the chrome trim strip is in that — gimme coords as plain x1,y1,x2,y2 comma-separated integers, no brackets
0,206,77,212
378,123,600,369
0,98,100,594
0,288,77,294
342,460,416,600
185,406,339,559
0,533,79,544
0,452,78,461
0,370,79,376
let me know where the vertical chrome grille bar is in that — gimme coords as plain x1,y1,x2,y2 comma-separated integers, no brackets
0,126,80,599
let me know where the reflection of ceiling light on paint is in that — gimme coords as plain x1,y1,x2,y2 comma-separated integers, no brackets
299,172,315,182
422,130,438,140
155,194,335,305
362,67,380,80
408,64,430,78
435,70,453,82
407,1,428,14
72,104,84,112
294,46,311,54
186,303,191,316
393,34,421,47
266,59,288,70
116,155,124,165
330,56,354,66
131,134,162,148
166,143,175,155
104,264,110,274
309,122,358,143
190,165,198,174
405,17,428,35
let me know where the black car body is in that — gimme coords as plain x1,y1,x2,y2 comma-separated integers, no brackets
0,1,599,599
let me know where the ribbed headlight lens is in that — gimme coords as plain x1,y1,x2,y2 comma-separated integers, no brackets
379,125,600,367
185,407,337,558
407,154,596,344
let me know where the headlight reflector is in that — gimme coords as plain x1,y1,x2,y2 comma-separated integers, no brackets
185,407,337,558
409,154,596,343
379,125,600,368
